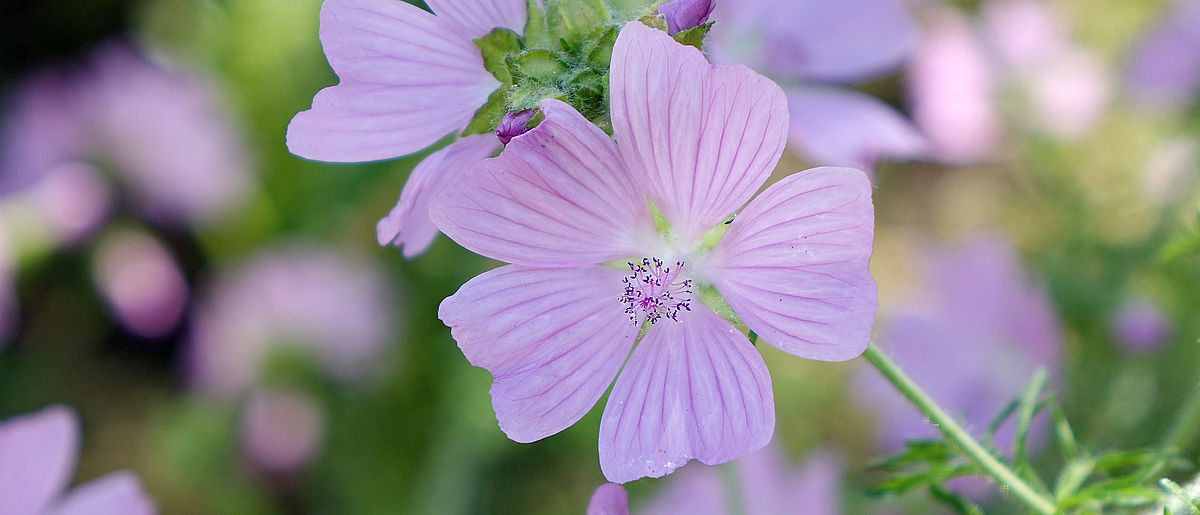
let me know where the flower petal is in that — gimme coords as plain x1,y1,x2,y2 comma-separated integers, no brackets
598,303,774,483
710,0,917,83
705,167,877,362
376,134,497,257
1126,0,1200,108
439,265,639,443
425,0,526,39
47,471,155,515
609,22,788,245
431,99,654,267
786,87,928,171
587,483,629,515
286,0,498,162
0,406,80,515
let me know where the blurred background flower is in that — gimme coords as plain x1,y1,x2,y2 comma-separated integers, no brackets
0,0,1197,512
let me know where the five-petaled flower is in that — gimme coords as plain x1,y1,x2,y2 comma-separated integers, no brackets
286,0,527,257
432,22,878,483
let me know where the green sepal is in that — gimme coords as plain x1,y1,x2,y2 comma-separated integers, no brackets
583,25,619,68
672,21,713,50
461,87,510,135
474,28,523,85
509,82,565,111
546,0,609,41
637,14,669,32
508,49,568,82
523,0,552,48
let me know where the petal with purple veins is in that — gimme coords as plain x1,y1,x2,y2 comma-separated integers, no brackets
439,265,639,443
286,0,498,162
609,21,788,245
431,99,654,267
598,303,774,483
425,0,527,39
376,134,497,258
705,167,877,362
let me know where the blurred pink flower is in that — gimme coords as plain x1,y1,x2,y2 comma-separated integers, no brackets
1111,296,1171,352
908,1,1110,162
1126,0,1200,108
908,9,1002,164
708,0,928,171
0,405,155,515
0,42,252,228
186,244,398,396
588,445,843,515
433,23,877,483
91,228,188,339
287,0,527,257
240,389,326,474
855,236,1062,453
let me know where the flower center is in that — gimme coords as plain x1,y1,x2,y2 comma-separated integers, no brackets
619,257,693,325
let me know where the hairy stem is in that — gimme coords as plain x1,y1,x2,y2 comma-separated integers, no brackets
863,343,1057,514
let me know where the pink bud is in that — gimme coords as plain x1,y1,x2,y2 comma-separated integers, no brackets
657,0,715,36
496,109,537,145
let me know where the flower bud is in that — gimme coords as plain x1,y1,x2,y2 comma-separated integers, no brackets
496,109,537,145
657,0,714,36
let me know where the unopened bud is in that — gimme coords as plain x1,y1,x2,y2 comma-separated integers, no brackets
657,0,714,36
496,109,537,145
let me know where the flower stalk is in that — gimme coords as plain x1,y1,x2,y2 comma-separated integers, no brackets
862,343,1058,514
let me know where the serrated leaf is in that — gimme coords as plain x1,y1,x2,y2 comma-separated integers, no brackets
637,13,668,32
508,49,567,82
461,87,509,135
474,28,523,85
672,21,712,49
546,0,608,41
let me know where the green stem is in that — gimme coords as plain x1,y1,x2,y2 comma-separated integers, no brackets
863,343,1058,514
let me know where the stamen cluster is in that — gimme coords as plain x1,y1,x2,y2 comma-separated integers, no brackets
619,257,693,324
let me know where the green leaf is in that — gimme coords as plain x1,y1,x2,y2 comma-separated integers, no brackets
747,331,758,346
1061,478,1166,509
1012,368,1048,466
508,49,568,82
1045,396,1080,460
1052,456,1095,502
672,21,712,49
929,484,985,515
545,0,609,41
868,440,955,470
474,28,523,84
461,87,509,135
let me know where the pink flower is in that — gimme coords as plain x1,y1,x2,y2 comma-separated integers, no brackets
186,244,398,397
707,0,928,171
432,22,877,483
286,0,526,257
0,406,155,515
